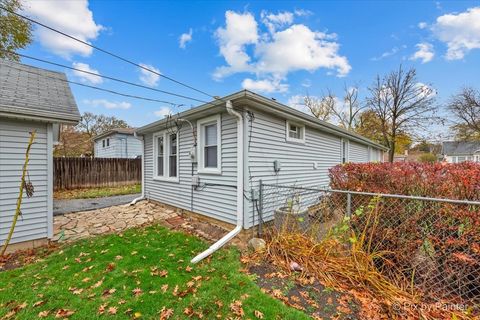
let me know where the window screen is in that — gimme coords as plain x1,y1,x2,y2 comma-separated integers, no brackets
169,133,177,177
157,136,164,176
204,124,218,168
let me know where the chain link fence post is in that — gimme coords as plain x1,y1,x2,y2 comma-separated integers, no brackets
346,192,352,217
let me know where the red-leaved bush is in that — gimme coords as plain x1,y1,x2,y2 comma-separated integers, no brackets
328,162,480,303
329,161,480,200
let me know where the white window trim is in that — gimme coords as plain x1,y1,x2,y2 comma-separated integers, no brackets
153,130,180,183
197,114,222,174
341,138,350,163
285,120,306,144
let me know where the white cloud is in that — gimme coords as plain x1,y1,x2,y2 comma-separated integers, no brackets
84,99,131,109
410,42,435,63
418,22,428,29
242,77,288,93
371,45,406,61
154,107,172,118
179,28,193,49
213,10,350,91
287,95,309,113
213,11,259,79
138,63,160,86
72,62,102,84
22,0,103,58
261,11,294,33
255,24,351,77
432,7,480,60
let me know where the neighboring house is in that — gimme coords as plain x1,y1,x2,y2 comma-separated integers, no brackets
135,90,387,232
0,61,80,251
441,141,480,163
93,128,142,158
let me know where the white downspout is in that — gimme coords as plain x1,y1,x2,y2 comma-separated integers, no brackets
130,132,145,205
191,100,244,263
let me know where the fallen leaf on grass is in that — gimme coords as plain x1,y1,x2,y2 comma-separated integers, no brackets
159,307,173,319
108,306,117,315
55,308,75,318
230,300,244,317
161,284,169,293
185,265,192,272
132,287,143,297
254,310,264,319
38,310,49,318
33,300,45,307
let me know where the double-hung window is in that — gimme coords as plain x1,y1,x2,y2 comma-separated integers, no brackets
341,138,349,163
285,121,305,143
153,130,179,182
197,115,221,174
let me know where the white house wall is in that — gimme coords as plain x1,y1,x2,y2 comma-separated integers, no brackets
95,134,142,158
0,118,50,244
244,108,383,228
143,112,238,225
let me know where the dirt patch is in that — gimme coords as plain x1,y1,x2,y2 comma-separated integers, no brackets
0,242,59,272
247,260,361,319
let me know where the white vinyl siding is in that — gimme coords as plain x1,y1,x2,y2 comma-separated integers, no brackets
94,134,142,158
0,118,50,244
349,141,370,163
143,112,237,225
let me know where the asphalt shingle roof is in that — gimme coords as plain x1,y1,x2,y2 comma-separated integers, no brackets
0,60,80,123
442,141,480,155
93,128,136,141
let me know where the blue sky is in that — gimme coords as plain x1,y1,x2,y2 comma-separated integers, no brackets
18,0,480,137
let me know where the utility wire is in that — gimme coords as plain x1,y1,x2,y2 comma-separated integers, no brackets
1,50,212,105
0,5,220,100
1,61,180,106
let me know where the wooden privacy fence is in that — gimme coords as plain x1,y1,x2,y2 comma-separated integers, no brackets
54,157,141,190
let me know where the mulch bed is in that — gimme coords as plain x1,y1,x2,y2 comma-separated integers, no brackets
246,259,361,320
0,242,59,272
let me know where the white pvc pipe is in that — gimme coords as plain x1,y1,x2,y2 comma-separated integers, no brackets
191,100,244,263
130,132,145,205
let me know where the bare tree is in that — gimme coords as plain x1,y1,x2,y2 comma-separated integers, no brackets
448,87,480,140
303,90,335,121
366,65,437,162
329,85,366,130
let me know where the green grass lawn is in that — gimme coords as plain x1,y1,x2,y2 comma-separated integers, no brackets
54,184,141,200
0,225,308,319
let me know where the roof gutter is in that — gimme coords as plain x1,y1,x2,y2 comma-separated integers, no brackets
130,132,145,205
191,100,244,264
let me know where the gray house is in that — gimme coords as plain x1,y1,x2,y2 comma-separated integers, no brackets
134,90,386,241
0,61,80,252
442,141,480,163
93,128,142,158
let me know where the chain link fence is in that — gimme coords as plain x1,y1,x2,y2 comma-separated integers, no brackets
257,182,480,307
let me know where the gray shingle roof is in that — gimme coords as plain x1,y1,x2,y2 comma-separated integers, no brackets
93,128,135,141
442,141,480,155
0,60,80,123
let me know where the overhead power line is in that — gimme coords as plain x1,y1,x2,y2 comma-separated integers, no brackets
2,61,180,106
1,50,211,105
0,5,219,100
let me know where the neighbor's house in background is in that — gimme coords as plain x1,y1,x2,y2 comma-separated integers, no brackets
0,61,80,252
135,90,387,231
442,141,480,163
93,128,142,159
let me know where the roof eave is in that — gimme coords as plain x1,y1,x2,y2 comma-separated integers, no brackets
0,110,80,125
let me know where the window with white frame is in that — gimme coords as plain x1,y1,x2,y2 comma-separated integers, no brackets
197,115,221,174
153,131,179,181
341,138,349,163
285,121,305,143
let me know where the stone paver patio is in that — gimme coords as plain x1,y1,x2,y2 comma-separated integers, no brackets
53,201,179,242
